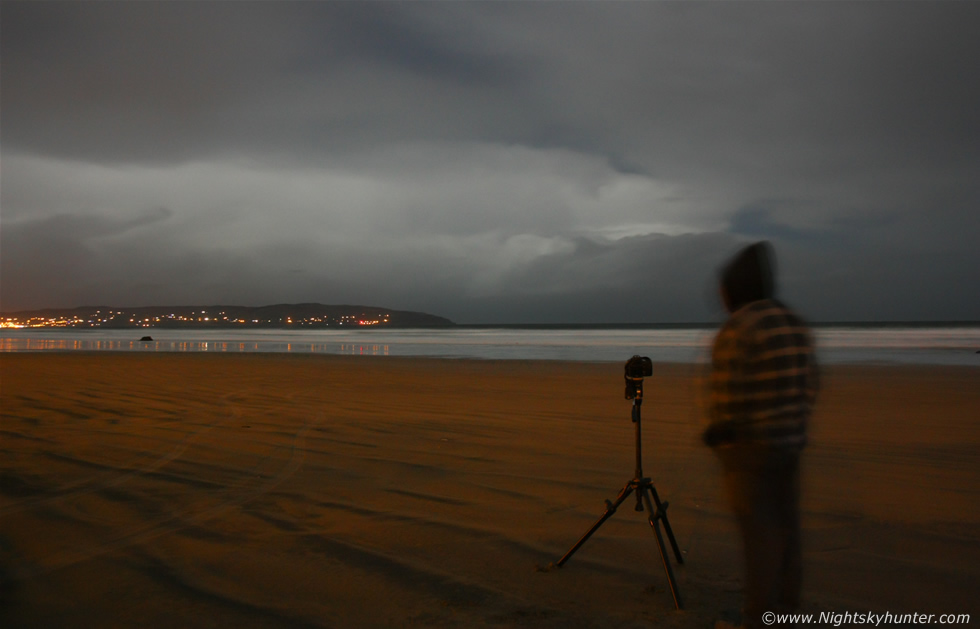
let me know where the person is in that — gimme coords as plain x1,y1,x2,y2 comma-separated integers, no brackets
703,241,818,629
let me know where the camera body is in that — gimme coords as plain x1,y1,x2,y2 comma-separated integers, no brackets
624,355,653,400
624,355,653,380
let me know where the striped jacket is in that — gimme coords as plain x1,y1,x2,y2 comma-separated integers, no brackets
707,298,817,449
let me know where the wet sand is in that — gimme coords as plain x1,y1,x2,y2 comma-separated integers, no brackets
1,353,978,627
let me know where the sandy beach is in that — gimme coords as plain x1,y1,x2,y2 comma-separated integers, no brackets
1,353,978,628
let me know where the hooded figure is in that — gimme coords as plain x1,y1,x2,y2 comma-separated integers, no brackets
720,240,775,313
706,241,818,629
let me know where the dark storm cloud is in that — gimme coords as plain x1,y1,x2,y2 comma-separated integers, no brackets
6,2,980,168
1,208,174,308
2,1,979,321
1,1,529,163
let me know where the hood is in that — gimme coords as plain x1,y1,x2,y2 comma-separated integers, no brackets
720,241,776,312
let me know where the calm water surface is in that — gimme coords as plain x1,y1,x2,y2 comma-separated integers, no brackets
2,326,979,366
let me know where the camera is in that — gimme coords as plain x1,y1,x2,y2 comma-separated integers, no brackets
624,355,653,400
624,355,653,380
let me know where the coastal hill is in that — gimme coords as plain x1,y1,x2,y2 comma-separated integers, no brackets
1,303,455,329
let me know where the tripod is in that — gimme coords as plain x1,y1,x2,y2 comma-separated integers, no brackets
553,368,684,610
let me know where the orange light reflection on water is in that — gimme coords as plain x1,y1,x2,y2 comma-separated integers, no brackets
1,338,390,356
339,343,390,356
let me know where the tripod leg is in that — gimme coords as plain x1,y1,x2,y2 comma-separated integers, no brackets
649,485,684,564
640,487,684,610
555,482,635,567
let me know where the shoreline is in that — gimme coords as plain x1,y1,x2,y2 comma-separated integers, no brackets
2,353,977,627
3,324,979,368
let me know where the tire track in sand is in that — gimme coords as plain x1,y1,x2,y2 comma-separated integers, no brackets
5,401,321,581
0,388,255,517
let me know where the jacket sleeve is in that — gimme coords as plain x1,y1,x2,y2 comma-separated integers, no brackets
704,319,754,446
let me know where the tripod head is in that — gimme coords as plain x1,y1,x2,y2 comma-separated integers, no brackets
624,355,653,401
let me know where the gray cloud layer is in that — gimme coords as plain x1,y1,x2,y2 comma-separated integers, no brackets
2,1,978,322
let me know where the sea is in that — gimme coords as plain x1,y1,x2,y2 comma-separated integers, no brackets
1,324,979,366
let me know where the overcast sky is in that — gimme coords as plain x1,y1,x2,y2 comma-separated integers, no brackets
2,1,978,323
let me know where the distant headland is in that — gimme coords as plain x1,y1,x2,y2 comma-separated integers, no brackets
0,303,455,329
